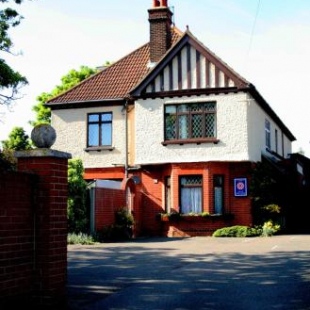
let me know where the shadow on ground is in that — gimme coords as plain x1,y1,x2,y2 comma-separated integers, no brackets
67,236,310,310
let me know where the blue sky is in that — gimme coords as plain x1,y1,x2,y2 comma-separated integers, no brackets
1,0,309,157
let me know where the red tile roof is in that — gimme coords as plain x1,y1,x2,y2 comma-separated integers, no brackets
47,28,182,106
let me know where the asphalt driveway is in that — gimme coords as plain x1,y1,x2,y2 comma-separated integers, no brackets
67,235,310,310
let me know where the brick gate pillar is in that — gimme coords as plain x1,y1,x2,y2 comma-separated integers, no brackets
15,148,71,308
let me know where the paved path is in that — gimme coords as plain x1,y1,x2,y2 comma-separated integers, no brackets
67,235,310,310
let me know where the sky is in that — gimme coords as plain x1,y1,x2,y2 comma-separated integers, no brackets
0,0,309,157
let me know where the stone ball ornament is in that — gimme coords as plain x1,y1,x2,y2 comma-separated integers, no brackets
31,124,57,148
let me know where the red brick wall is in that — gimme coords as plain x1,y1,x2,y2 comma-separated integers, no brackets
137,161,253,237
161,216,234,237
0,171,35,302
86,161,254,237
17,155,69,307
228,162,253,226
94,187,126,231
0,150,70,308
139,168,165,236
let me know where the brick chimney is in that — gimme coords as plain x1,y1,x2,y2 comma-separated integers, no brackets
148,0,173,64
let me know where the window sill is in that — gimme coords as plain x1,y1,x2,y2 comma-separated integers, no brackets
162,138,219,146
84,146,115,152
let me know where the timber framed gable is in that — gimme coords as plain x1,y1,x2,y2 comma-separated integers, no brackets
131,30,250,98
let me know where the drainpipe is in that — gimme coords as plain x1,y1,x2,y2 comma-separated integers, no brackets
124,99,129,179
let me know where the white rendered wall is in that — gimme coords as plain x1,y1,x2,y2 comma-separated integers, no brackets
134,93,292,165
50,94,292,169
135,93,251,165
51,106,126,168
246,94,292,160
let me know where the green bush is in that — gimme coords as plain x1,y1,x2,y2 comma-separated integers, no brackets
96,224,132,242
212,225,261,237
212,222,281,237
96,207,134,242
67,232,97,245
261,220,281,237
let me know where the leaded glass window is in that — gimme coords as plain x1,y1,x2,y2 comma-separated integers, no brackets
180,175,202,214
164,102,216,141
214,175,224,214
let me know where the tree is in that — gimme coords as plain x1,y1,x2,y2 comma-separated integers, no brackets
249,160,286,229
31,66,98,126
28,65,105,232
1,125,31,150
29,64,110,232
67,158,88,233
0,125,32,167
0,0,28,106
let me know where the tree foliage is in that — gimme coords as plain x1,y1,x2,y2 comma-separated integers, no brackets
31,66,98,126
0,150,14,170
68,158,88,233
0,125,32,168
0,0,28,105
250,160,284,226
1,125,31,150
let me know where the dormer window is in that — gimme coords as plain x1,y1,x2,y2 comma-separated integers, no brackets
163,102,218,145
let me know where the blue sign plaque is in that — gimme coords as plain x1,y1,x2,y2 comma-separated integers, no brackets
234,178,247,197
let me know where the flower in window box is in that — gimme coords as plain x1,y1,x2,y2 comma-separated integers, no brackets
161,214,169,221
156,213,169,221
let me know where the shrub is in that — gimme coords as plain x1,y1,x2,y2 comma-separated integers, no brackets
67,232,97,245
212,225,261,237
96,207,134,242
261,220,281,237
0,149,16,171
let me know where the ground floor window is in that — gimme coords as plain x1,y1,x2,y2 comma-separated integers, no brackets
165,176,171,213
180,175,202,213
214,175,224,214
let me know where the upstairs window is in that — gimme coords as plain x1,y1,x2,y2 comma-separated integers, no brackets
87,112,112,147
265,119,271,149
164,102,217,144
275,129,278,153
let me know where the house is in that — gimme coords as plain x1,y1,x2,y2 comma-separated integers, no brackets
46,0,298,237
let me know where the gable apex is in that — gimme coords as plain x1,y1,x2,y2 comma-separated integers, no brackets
131,30,249,97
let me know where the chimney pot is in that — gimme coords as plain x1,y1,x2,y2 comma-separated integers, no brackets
153,0,159,7
153,0,168,7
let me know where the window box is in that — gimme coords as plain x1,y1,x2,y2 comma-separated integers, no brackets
156,212,234,222
156,212,180,222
